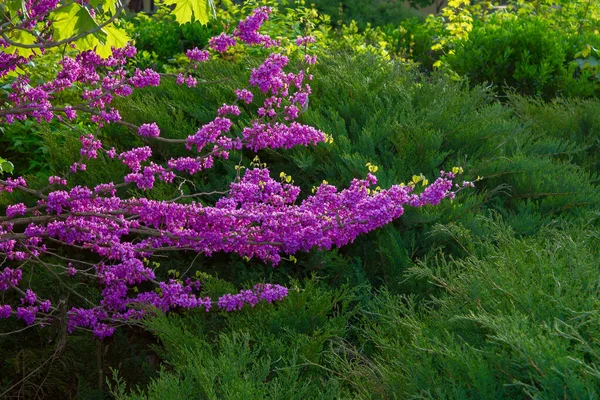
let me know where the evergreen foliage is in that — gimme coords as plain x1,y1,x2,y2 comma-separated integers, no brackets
354,219,600,398
114,281,357,399
8,50,595,398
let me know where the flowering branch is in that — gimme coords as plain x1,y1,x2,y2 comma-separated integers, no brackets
0,4,471,339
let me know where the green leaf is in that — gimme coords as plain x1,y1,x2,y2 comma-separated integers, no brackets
89,0,118,14
105,25,130,49
105,0,118,14
3,0,25,16
49,3,129,57
163,0,214,25
4,30,37,57
0,160,14,174
51,3,107,48
92,25,130,57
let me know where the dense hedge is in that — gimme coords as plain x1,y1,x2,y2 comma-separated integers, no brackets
445,15,600,98
3,48,600,397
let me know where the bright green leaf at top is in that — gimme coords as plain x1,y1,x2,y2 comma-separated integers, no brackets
163,0,214,25
104,24,130,49
105,0,118,14
94,25,131,58
4,30,37,57
49,2,130,57
51,3,107,46
89,0,118,14
2,0,27,19
74,32,107,57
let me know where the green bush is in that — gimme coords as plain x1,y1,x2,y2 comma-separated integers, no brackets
306,0,424,29
110,220,600,399
114,280,358,399
444,15,600,98
124,5,220,70
382,17,443,70
509,94,600,172
351,219,600,398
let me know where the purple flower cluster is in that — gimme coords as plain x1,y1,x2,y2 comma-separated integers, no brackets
218,104,241,116
0,39,26,79
119,146,153,171
0,177,26,193
80,134,103,159
67,308,116,339
70,162,87,173
249,53,289,94
0,44,156,126
186,47,210,63
23,289,37,305
208,6,277,54
17,306,37,325
235,89,254,104
0,305,12,319
209,33,237,53
130,68,161,88
138,122,161,138
186,117,233,152
24,0,60,27
218,283,288,311
0,268,22,291
234,6,276,47
175,73,200,88
49,176,68,186
6,203,27,218
167,156,213,175
242,122,324,151
295,36,316,46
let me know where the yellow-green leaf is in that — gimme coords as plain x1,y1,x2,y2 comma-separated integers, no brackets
5,30,37,57
163,0,213,25
95,25,130,58
88,0,118,14
0,160,14,174
51,3,107,49
4,0,26,16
